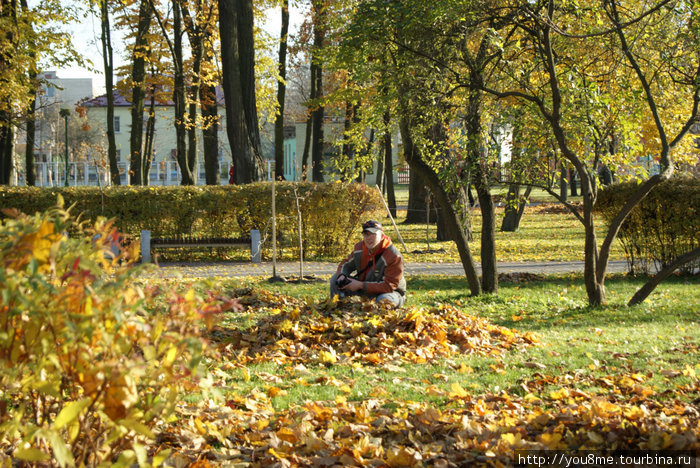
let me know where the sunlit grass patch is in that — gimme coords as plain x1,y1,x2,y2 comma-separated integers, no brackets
158,272,700,409
146,272,699,465
386,206,626,263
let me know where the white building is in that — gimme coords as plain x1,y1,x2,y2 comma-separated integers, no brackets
81,88,232,185
284,120,405,185
26,71,93,185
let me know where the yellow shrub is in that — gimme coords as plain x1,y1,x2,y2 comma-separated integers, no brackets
0,199,214,466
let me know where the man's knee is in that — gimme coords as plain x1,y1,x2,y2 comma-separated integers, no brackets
377,292,405,307
329,273,344,298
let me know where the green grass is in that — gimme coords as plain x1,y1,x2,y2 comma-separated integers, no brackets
384,205,623,263
180,273,699,411
153,207,621,264
383,185,621,263
392,184,583,206
152,184,621,264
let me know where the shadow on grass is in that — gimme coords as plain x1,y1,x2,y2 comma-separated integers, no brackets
407,273,700,332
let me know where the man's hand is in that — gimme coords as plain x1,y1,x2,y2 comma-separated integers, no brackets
341,277,363,292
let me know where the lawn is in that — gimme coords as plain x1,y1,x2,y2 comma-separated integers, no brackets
149,271,699,466
381,185,624,264
153,201,628,264
388,204,624,264
4,203,696,467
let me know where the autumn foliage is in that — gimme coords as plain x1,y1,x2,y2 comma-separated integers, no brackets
0,201,219,466
154,289,699,466
1,204,697,466
214,289,539,367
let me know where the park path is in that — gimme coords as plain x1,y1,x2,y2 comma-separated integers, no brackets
142,260,629,279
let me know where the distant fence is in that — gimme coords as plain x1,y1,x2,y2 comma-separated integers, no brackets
397,166,410,184
12,161,231,187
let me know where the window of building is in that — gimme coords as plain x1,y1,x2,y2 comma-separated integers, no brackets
47,86,55,98
116,149,121,162
114,116,120,133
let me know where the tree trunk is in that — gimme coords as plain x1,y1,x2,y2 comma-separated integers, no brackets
399,111,481,296
356,126,372,184
310,66,324,181
182,1,219,185
0,0,14,185
238,0,263,180
300,111,312,180
466,79,497,293
501,184,532,232
201,82,219,184
274,0,289,179
181,0,205,184
172,0,193,185
383,111,396,217
25,88,36,186
406,172,431,223
576,165,605,305
569,167,578,196
474,161,496,293
559,162,568,202
501,183,521,232
628,247,700,306
101,0,119,185
17,0,36,186
186,95,198,183
310,0,325,182
143,86,156,183
128,0,151,185
341,100,353,181
375,143,384,192
0,116,13,185
218,0,263,183
185,56,200,183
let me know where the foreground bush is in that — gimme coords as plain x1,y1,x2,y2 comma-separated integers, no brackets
596,176,699,274
0,182,384,259
0,201,216,466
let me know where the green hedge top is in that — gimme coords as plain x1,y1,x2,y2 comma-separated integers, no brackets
595,175,699,270
0,182,384,258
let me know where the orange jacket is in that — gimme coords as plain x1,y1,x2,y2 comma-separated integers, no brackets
337,234,406,295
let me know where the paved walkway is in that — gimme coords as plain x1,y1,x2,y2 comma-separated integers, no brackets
143,260,629,279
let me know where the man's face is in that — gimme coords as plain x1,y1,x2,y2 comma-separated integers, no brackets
362,230,382,250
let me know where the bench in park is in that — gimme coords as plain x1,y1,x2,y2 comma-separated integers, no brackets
140,230,261,263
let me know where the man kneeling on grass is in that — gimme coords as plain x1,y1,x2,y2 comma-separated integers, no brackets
330,220,406,307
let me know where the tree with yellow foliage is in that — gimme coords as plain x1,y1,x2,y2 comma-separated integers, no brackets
485,0,699,305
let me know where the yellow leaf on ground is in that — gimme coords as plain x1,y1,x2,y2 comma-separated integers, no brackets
267,386,287,398
549,388,570,400
449,382,469,399
539,432,562,449
319,349,337,364
276,427,298,444
457,363,474,374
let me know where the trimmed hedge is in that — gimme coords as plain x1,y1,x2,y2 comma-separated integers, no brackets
595,176,700,274
0,182,384,259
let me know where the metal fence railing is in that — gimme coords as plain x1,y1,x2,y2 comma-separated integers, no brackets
12,161,231,187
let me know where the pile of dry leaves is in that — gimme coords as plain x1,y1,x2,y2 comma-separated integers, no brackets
150,289,698,467
210,289,539,367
